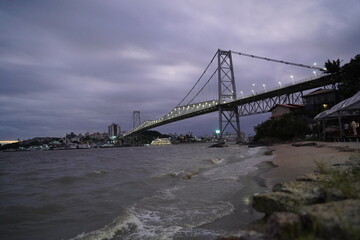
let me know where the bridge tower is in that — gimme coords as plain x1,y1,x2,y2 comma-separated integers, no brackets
132,111,141,129
217,49,241,142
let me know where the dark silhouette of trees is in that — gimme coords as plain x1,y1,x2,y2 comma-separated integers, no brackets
337,54,360,99
254,113,310,141
323,59,341,74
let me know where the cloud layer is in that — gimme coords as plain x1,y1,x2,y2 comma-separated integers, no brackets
1,0,359,139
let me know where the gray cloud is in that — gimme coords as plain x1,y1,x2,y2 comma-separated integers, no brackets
1,0,359,140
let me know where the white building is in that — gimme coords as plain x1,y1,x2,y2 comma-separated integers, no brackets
108,123,121,138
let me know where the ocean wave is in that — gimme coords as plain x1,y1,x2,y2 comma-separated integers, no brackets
209,158,225,164
70,196,234,240
70,211,141,240
155,186,183,200
152,169,201,181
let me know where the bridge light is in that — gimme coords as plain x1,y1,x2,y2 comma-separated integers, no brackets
278,81,282,87
313,71,317,77
215,129,221,135
290,75,294,84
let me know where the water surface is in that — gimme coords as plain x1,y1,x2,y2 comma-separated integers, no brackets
0,143,271,240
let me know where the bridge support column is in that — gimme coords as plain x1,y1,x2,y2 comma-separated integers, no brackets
217,49,242,143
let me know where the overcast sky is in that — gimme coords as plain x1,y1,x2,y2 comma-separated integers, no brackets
1,0,359,140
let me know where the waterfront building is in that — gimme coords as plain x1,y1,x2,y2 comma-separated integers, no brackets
108,123,121,138
270,104,304,119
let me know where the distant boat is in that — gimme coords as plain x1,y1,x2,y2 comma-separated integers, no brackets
100,143,115,148
150,138,171,145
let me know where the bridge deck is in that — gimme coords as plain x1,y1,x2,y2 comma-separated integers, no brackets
124,74,338,136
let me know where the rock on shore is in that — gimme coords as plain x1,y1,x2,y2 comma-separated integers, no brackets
221,157,360,240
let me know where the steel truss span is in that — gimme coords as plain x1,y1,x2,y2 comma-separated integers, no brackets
124,49,339,138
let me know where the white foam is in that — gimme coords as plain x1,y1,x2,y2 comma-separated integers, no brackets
210,158,225,164
70,211,142,240
155,186,182,200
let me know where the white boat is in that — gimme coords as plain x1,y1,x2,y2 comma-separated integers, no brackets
150,138,171,145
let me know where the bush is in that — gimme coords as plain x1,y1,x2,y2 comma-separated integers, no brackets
254,113,310,141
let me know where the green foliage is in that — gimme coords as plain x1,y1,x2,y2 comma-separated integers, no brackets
315,158,360,200
254,113,310,141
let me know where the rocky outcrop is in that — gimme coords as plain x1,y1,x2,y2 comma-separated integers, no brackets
291,142,317,147
301,199,360,240
209,143,228,148
224,159,360,240
266,212,302,240
252,178,327,214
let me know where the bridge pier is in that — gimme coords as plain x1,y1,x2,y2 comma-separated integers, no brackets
217,49,242,142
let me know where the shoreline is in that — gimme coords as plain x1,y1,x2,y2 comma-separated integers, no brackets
262,141,360,188
218,142,360,239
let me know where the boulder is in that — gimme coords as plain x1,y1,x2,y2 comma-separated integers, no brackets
209,143,228,148
272,181,325,204
291,142,317,147
252,192,303,214
301,199,360,239
266,212,302,240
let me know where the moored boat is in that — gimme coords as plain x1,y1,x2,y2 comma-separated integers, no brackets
150,138,171,145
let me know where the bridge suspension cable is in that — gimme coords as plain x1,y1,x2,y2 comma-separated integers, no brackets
176,50,218,108
231,50,325,71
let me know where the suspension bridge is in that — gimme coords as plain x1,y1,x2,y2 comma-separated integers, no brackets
124,49,340,140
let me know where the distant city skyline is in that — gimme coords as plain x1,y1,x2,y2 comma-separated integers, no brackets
1,1,359,140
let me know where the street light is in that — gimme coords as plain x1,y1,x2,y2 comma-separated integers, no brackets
290,75,294,84
240,91,244,98
262,84,266,92
278,81,282,87
313,63,317,77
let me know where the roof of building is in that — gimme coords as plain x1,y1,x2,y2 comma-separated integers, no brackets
303,88,335,97
314,91,360,120
270,104,304,111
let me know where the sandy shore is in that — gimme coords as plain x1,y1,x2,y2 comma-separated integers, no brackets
262,141,360,187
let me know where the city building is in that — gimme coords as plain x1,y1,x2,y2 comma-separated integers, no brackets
270,104,304,119
108,123,121,138
302,88,338,116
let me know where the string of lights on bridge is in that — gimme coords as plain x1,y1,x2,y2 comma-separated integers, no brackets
124,50,327,136
125,74,327,136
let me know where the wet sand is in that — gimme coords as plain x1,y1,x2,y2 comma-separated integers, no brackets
262,142,360,187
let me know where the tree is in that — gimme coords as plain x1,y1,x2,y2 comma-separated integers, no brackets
337,54,360,99
254,113,310,141
323,59,341,74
